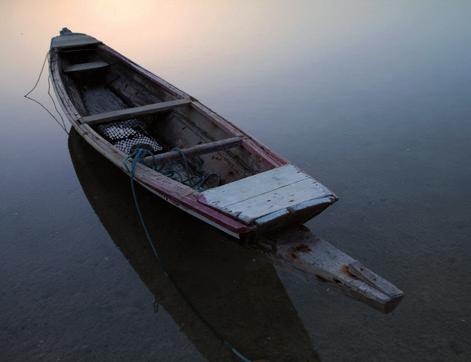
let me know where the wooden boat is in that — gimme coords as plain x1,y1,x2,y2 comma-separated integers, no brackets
49,28,403,313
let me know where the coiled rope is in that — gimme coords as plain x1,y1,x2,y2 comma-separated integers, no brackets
24,50,69,134
141,145,220,192
124,148,251,362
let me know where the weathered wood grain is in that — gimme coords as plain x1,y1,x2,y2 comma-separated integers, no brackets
225,179,333,223
200,165,335,223
268,226,404,314
200,165,308,208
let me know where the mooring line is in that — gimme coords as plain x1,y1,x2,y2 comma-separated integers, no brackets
124,149,252,362
24,50,69,134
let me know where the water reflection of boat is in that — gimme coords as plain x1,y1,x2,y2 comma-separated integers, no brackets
68,129,320,361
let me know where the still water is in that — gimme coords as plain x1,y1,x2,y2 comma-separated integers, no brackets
1,1,471,361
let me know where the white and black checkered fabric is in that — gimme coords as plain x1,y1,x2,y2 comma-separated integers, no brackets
97,119,163,154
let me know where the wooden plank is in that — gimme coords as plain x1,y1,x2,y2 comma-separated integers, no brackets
51,33,101,49
200,165,308,208
209,177,334,223
142,137,242,164
233,178,333,223
81,98,191,125
269,226,403,314
64,61,109,73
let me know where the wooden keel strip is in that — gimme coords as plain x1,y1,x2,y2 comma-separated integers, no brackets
80,98,191,125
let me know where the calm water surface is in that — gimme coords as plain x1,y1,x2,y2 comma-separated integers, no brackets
1,1,470,361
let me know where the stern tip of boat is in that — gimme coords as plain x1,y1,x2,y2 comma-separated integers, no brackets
263,226,404,314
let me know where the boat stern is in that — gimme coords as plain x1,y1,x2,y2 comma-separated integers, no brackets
198,164,337,234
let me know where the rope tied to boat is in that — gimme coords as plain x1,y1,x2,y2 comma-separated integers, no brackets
24,50,69,134
123,147,251,362
135,145,220,192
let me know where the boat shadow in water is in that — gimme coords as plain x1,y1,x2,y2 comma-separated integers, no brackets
68,129,320,362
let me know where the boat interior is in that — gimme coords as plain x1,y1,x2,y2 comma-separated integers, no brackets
56,45,276,190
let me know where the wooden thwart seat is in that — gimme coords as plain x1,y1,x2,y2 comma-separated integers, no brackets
81,98,191,125
142,137,242,165
64,61,109,74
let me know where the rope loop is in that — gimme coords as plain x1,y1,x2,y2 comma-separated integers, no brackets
24,50,69,134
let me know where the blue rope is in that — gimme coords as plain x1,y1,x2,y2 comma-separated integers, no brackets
123,148,251,362
141,146,220,192
124,148,160,258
